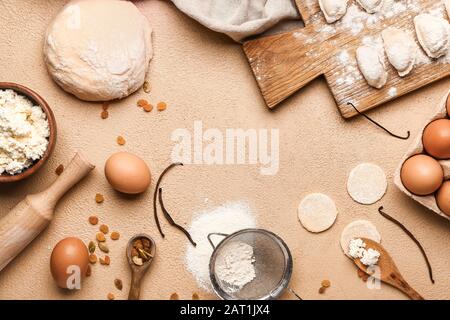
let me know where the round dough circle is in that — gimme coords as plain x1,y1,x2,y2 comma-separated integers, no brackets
297,193,338,233
347,163,387,205
340,220,381,256
44,0,153,101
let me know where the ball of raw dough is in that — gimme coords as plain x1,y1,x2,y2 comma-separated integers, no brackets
44,0,153,101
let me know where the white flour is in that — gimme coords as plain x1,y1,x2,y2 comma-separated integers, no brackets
214,241,256,292
185,201,257,292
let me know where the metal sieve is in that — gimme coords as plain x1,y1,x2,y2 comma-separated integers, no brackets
208,228,293,300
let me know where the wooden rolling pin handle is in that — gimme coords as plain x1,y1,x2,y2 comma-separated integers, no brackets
27,152,95,219
0,152,94,272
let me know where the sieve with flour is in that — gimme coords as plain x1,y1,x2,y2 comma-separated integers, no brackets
208,228,293,300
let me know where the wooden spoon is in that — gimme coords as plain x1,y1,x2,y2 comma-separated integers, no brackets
353,238,424,300
126,233,156,300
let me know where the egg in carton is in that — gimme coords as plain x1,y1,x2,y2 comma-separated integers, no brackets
394,91,450,221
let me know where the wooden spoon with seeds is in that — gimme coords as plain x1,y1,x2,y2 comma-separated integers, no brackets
353,238,424,300
126,233,156,300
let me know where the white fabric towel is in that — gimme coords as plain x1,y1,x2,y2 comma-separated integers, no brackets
170,0,299,42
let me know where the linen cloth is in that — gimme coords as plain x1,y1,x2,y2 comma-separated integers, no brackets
170,0,299,42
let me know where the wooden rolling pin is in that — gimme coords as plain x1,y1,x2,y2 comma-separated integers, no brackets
0,152,95,271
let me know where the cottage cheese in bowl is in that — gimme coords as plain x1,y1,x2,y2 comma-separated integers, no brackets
0,89,50,175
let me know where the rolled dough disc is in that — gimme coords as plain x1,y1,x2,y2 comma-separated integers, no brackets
340,220,381,256
297,193,338,233
44,0,153,101
347,163,387,205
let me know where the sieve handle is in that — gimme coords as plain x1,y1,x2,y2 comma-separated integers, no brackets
207,233,229,249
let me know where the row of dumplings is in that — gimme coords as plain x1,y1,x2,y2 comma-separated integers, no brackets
319,0,383,23
357,13,449,89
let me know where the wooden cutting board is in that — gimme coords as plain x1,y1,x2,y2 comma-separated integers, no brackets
243,0,450,118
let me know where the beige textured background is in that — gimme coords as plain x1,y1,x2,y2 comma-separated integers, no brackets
0,0,449,300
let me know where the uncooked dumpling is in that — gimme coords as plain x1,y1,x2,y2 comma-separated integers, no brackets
356,0,384,14
356,46,387,89
319,0,349,24
382,27,416,77
44,0,153,102
414,14,449,59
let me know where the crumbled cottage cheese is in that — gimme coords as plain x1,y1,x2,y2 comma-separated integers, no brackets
0,89,50,175
348,238,380,266
360,248,381,266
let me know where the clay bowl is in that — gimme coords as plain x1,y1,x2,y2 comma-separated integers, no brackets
0,82,57,183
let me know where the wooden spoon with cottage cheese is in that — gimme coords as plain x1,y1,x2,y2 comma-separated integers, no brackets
352,238,424,300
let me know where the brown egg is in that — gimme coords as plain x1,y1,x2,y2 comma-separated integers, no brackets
422,119,450,159
104,152,151,194
400,154,444,196
436,181,450,217
50,237,89,289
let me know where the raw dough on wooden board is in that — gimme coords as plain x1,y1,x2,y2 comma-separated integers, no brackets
414,14,449,59
356,45,387,89
356,0,384,14
318,0,349,24
347,163,387,205
394,91,450,221
340,220,381,256
44,0,153,101
297,193,338,233
382,27,416,77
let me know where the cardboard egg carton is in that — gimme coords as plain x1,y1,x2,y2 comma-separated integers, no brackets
394,91,450,221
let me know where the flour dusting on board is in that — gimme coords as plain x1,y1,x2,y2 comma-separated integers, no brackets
307,0,450,94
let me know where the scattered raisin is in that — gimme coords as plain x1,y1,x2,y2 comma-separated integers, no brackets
89,216,99,225
192,293,199,300
100,255,110,265
111,231,120,240
143,103,153,112
101,110,109,119
321,280,331,288
100,224,109,234
318,287,326,294
86,265,92,277
55,164,64,175
137,99,149,108
116,136,126,146
114,279,123,291
96,232,106,242
157,102,167,111
89,254,97,264
170,293,179,300
95,193,104,203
